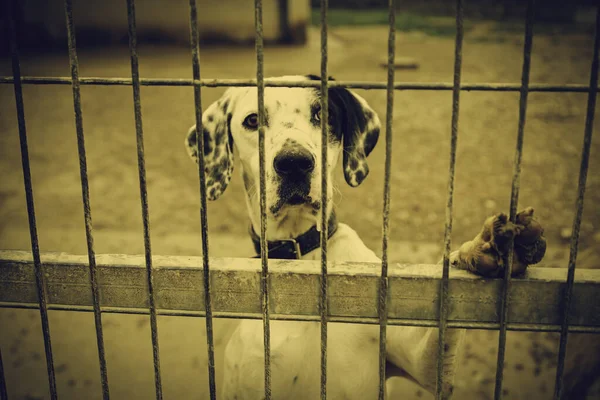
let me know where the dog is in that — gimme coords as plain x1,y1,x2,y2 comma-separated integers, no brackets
185,75,547,399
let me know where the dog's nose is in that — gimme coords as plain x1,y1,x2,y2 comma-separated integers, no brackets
274,147,315,179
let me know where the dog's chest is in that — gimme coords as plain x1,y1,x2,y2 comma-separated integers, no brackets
299,223,380,263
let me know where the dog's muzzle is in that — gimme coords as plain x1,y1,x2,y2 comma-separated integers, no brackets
272,144,316,209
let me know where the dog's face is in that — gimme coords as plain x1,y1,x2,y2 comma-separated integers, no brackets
185,75,380,235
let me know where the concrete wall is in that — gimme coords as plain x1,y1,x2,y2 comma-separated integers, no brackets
19,0,310,45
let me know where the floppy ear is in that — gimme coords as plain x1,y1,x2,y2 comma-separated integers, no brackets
328,87,381,187
185,92,234,200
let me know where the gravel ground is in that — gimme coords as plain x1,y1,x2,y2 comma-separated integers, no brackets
1,22,599,399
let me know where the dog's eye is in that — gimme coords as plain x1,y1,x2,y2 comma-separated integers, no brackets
314,109,322,122
243,113,259,130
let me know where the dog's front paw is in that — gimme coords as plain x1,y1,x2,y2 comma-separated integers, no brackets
451,208,546,278
514,207,547,267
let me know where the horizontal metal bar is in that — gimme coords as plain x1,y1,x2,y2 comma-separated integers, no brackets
0,76,594,92
2,301,600,334
2,250,600,328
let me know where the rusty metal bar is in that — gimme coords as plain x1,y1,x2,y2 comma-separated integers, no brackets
4,1,58,398
187,1,217,398
125,0,163,398
319,0,329,399
254,0,272,398
553,4,600,399
494,2,535,398
0,347,7,400
0,76,594,93
63,0,110,398
436,0,463,398
379,0,396,399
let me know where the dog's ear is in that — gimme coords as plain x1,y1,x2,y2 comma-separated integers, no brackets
329,87,381,187
185,92,234,200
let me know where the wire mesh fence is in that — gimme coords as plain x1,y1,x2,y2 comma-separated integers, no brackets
1,0,599,399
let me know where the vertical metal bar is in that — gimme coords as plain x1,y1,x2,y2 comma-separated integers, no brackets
435,0,463,398
63,0,110,398
187,1,217,398
319,1,329,399
553,5,600,399
4,1,58,398
0,347,8,400
379,0,395,399
125,1,163,398
494,1,535,398
254,0,271,398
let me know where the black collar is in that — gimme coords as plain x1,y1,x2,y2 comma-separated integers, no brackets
250,212,338,259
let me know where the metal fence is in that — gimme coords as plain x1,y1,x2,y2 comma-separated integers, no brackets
0,0,599,399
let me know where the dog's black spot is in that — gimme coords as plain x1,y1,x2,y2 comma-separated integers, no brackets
188,130,197,145
364,127,380,156
294,108,301,114
214,146,221,159
213,171,224,185
282,121,293,129
283,138,300,146
349,157,359,170
354,169,365,183
203,128,213,156
209,188,217,198
227,113,234,151
215,123,226,144
306,75,372,148
221,98,230,113
218,156,229,171
207,114,214,122
306,73,380,187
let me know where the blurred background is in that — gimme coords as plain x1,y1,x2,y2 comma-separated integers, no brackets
1,0,599,399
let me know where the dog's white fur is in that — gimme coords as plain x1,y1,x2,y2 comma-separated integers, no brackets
186,76,465,399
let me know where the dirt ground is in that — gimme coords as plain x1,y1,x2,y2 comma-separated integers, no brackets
1,21,600,399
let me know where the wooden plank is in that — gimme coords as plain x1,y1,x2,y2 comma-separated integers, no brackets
1,250,599,327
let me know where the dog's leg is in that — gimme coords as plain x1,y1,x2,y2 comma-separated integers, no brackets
386,326,465,397
386,208,546,397
221,320,381,400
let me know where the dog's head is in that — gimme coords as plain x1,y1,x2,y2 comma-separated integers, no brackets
185,75,380,233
